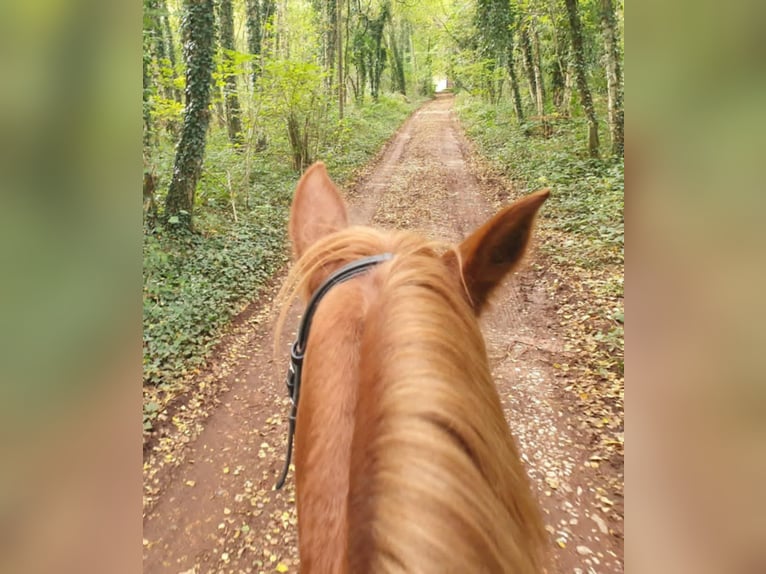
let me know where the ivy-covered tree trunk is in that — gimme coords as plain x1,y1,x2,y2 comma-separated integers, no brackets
565,0,600,157
145,0,177,139
475,0,512,107
143,33,154,148
273,0,284,59
368,4,389,102
599,0,624,156
389,25,406,95
146,0,168,91
263,0,277,55
562,46,575,117
551,59,565,110
530,24,549,136
519,25,537,107
506,41,524,122
324,0,337,92
165,0,216,230
352,33,366,103
159,0,182,103
219,0,243,147
287,112,311,172
246,0,262,89
247,0,276,89
544,0,569,116
484,60,497,104
337,0,344,117
408,22,418,83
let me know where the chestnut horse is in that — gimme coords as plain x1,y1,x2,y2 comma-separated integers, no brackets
277,162,549,573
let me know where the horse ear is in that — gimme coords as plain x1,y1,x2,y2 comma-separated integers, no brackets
289,162,349,258
448,189,550,314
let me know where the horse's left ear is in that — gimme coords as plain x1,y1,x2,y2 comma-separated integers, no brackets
446,189,550,314
289,162,349,259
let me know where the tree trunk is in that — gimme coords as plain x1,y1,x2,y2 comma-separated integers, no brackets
599,0,624,156
519,25,537,107
545,0,568,115
165,0,216,230
219,0,244,147
281,1,289,59
530,23,549,136
159,0,182,103
143,170,158,224
551,59,564,111
325,0,337,92
337,0,344,118
247,0,276,89
368,4,389,102
264,0,276,45
213,78,226,128
246,0,262,90
390,25,406,95
344,0,353,103
274,0,284,59
143,34,154,148
261,0,277,62
287,112,311,172
564,0,600,158
408,22,417,81
145,0,178,139
506,41,524,122
561,46,575,118
146,0,166,68
549,24,567,113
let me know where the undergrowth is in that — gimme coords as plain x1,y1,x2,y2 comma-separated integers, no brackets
143,95,421,413
456,95,624,269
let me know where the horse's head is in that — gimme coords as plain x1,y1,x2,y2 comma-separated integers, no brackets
279,161,549,573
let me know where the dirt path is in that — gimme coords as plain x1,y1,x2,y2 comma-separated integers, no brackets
143,94,624,574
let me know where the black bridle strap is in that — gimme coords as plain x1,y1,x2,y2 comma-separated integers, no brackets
275,253,394,490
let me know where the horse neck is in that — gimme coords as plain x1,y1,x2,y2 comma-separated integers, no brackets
346,259,547,573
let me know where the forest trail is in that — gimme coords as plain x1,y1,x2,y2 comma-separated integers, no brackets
143,94,624,574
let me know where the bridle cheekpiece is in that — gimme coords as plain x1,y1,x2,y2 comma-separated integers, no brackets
274,253,394,489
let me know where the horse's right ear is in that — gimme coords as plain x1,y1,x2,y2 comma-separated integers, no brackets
289,162,349,259
446,189,549,315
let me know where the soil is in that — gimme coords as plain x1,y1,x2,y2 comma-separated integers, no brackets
143,94,624,574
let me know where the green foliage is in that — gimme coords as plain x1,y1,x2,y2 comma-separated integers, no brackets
456,94,623,267
350,1,391,102
143,95,419,390
260,59,329,171
474,0,514,57
451,57,506,99
143,207,288,386
217,0,245,147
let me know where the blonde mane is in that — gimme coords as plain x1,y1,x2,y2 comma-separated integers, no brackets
275,226,448,349
276,225,546,573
